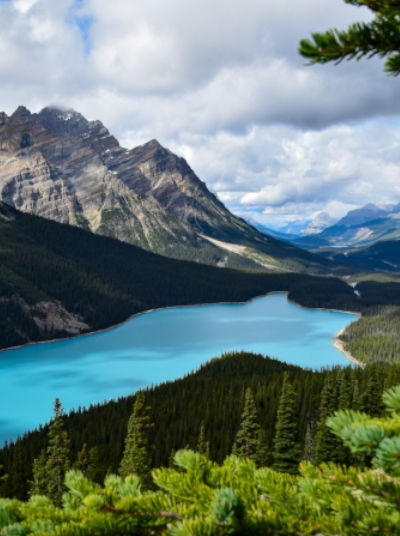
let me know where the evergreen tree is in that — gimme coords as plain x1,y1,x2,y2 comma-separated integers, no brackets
361,366,384,415
29,449,47,496
352,378,361,410
272,375,301,474
75,443,89,476
312,378,341,465
168,448,176,468
299,0,400,75
197,422,210,458
45,398,70,505
303,423,312,462
232,387,261,462
0,465,6,483
86,446,102,483
337,370,352,410
256,429,271,467
119,391,154,487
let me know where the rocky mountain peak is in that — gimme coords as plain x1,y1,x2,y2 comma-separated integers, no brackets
0,104,331,273
144,139,164,150
11,105,32,120
38,106,87,132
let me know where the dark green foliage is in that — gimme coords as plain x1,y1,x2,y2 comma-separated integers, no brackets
338,369,352,410
328,240,400,272
312,377,342,465
361,365,385,415
299,0,400,75
0,465,7,483
29,450,47,496
232,388,261,461
2,384,400,535
119,392,153,488
272,375,301,473
0,202,366,351
341,305,400,364
196,422,210,458
2,352,400,500
45,399,70,505
256,429,272,467
74,444,89,476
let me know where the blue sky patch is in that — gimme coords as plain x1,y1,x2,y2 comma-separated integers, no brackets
68,0,93,56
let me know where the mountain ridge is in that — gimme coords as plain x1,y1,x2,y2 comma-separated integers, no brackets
0,105,332,273
292,203,400,249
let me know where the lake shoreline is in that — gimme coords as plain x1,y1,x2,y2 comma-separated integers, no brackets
0,291,362,371
332,328,365,368
0,291,288,353
286,300,363,368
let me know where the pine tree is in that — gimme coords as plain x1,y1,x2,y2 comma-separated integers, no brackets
337,370,352,410
256,429,271,467
45,398,70,505
232,387,261,462
197,422,210,458
29,449,47,496
119,391,154,487
87,446,102,482
0,465,7,483
299,0,400,75
75,443,89,475
312,377,342,465
272,375,301,474
361,366,384,416
303,423,312,461
168,448,176,467
352,378,361,410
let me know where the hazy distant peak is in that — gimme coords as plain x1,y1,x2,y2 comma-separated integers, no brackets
335,203,388,228
302,211,333,236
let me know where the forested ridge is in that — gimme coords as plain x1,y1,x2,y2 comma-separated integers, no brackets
3,388,400,535
1,351,399,500
341,305,400,364
0,201,363,351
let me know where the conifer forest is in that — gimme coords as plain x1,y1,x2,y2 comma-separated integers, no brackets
3,0,400,534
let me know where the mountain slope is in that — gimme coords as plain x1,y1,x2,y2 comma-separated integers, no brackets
293,203,400,249
0,202,359,350
322,240,400,272
0,106,332,273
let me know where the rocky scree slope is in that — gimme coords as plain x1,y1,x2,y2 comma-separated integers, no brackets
0,106,331,273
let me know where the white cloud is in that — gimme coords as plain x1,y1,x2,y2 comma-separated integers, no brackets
0,0,399,228
164,121,400,228
13,0,39,14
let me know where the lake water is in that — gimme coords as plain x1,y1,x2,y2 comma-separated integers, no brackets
0,293,357,443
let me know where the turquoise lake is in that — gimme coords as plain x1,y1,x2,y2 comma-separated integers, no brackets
0,293,357,443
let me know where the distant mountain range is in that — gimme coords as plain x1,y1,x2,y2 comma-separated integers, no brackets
291,203,400,249
0,106,331,274
248,203,400,251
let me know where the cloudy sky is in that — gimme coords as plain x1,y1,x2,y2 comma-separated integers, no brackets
1,0,399,232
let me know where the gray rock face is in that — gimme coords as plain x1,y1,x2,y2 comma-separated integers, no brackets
0,105,330,272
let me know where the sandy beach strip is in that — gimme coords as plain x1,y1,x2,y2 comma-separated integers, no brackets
333,327,365,368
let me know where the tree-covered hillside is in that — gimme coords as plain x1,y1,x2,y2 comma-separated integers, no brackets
1,351,399,500
3,385,400,535
0,202,361,351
